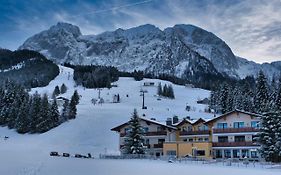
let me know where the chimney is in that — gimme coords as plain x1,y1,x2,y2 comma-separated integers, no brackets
185,116,191,120
166,118,172,126
172,116,179,124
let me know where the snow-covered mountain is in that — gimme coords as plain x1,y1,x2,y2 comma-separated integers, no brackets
236,57,281,79
19,22,280,79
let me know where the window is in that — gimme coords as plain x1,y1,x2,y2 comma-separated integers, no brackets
251,121,260,128
196,150,205,156
189,138,193,142
125,128,131,134
218,136,228,143
145,139,150,145
242,149,249,158
215,150,222,158
182,126,187,131
233,149,240,158
251,150,258,158
158,139,165,144
204,138,209,142
188,126,192,131
224,150,231,158
234,122,244,128
198,125,209,131
198,138,203,142
217,123,227,129
183,138,187,142
167,150,176,156
234,136,245,142
143,127,149,133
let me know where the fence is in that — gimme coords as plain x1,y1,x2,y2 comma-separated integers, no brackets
99,154,281,169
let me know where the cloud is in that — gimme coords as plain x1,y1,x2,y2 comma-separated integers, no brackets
0,0,281,63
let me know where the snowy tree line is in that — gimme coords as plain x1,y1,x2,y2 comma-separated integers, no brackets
210,71,281,114
0,49,59,88
0,81,80,134
71,64,119,89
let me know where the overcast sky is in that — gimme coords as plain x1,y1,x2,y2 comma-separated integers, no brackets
0,0,281,63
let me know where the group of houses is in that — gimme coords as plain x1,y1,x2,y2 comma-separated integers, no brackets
111,109,261,160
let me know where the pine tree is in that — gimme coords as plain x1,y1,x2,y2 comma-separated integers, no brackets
275,79,281,111
15,96,30,133
68,94,77,119
72,90,80,105
61,100,70,122
157,83,162,96
163,84,168,97
124,109,145,154
226,87,234,112
258,111,281,162
220,83,229,114
60,83,67,94
255,71,269,114
168,85,175,99
49,99,60,127
29,92,42,132
52,85,60,99
35,93,50,133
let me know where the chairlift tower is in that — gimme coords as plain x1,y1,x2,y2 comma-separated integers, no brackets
140,88,148,109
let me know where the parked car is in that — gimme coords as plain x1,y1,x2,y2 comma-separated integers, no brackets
75,154,83,158
62,153,70,157
50,152,59,156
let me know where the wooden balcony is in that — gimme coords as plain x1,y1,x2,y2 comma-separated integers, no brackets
213,127,259,134
212,141,259,147
120,131,167,137
179,130,210,136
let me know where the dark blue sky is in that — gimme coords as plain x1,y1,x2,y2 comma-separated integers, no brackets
1,0,281,63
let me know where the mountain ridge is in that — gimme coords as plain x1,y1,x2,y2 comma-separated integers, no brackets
19,22,281,80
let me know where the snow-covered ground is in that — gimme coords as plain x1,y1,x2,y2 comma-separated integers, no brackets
0,65,279,174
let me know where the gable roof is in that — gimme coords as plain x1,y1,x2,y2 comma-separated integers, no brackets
111,117,177,132
192,118,206,125
204,109,262,125
176,118,192,127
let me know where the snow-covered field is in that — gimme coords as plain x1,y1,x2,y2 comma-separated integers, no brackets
0,66,279,174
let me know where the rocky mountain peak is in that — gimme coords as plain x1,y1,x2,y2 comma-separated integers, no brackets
18,22,280,80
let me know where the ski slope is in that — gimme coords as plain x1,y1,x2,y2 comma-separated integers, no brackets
0,65,279,174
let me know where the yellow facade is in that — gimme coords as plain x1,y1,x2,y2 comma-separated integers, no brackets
163,142,212,158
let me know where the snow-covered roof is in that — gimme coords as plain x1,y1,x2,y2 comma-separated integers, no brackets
111,117,177,132
205,109,262,124
176,118,206,127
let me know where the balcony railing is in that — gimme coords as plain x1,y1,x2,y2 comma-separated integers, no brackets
213,127,259,134
120,131,167,137
179,130,210,136
212,141,259,147
153,143,163,148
